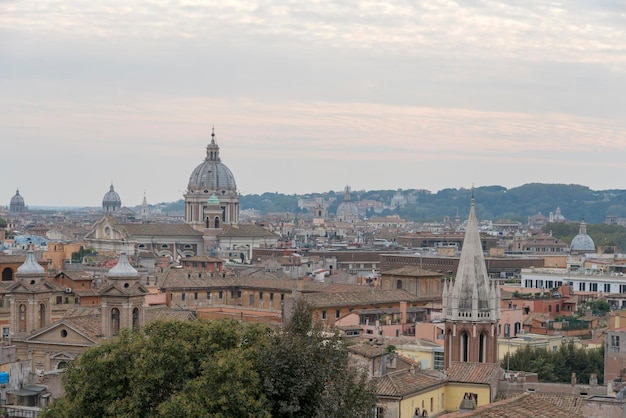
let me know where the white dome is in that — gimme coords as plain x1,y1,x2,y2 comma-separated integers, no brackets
570,221,595,253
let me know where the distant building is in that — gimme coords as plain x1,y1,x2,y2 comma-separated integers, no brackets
102,184,122,213
183,129,239,230
570,220,595,254
336,185,360,223
9,189,26,213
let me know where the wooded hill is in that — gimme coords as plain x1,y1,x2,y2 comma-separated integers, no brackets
237,183,626,223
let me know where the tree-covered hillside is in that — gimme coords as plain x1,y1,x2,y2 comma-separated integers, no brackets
236,183,626,223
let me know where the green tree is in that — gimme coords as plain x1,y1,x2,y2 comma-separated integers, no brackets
503,342,603,384
42,319,272,418
43,305,377,418
256,299,377,418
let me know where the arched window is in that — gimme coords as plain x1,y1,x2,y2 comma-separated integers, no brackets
111,308,120,336
479,332,487,363
132,307,139,328
39,303,46,329
2,268,13,282
19,304,27,332
396,279,403,289
460,331,469,362
214,217,220,229
205,216,210,228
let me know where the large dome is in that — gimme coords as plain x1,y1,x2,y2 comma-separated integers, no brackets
9,189,25,212
336,185,360,223
183,130,240,229
102,184,122,213
187,132,237,193
570,221,595,253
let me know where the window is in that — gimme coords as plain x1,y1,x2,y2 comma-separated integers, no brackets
132,308,139,328
335,309,341,319
2,327,9,339
237,290,242,299
39,303,46,328
460,332,469,362
604,284,611,293
270,293,274,301
433,351,444,370
218,290,223,299
181,293,186,301
194,292,198,300
620,284,626,294
111,308,120,336
322,310,327,320
56,296,62,305
590,283,598,292
580,283,586,291
259,292,263,300
548,305,552,313
19,304,26,332
281,293,285,301
611,335,620,350
479,332,487,362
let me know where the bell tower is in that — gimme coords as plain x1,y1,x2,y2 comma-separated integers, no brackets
442,194,500,369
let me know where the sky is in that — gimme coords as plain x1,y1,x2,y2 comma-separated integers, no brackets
1,0,625,208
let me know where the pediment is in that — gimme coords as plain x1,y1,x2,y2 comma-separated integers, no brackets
7,281,34,293
25,321,99,345
50,351,78,361
85,216,128,240
98,285,126,296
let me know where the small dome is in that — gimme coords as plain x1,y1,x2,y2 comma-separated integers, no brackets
9,189,26,213
108,253,138,277
187,133,237,194
103,184,122,213
570,221,595,253
16,249,45,275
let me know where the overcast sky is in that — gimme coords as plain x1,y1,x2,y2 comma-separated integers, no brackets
1,0,625,207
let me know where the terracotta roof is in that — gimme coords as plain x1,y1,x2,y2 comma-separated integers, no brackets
182,255,223,262
441,392,584,417
158,269,373,294
219,224,278,238
0,255,27,263
446,362,501,384
63,314,105,340
523,312,550,325
348,343,387,358
145,306,196,322
376,369,446,398
301,289,421,308
56,271,96,281
119,223,203,237
383,266,443,277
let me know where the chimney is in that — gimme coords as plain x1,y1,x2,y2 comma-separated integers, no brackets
400,301,407,325
571,372,577,386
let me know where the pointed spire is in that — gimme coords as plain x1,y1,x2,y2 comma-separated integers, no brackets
444,193,499,322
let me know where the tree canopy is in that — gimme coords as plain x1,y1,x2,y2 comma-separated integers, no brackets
42,300,376,418
502,341,604,384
